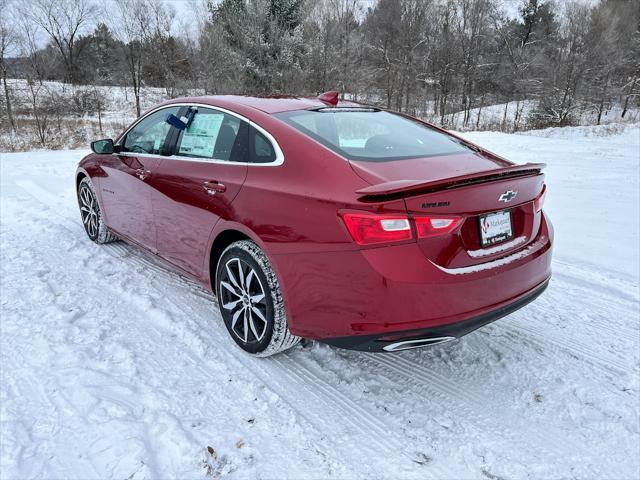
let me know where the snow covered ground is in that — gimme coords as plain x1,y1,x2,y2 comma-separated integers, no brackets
1,124,639,479
445,100,640,132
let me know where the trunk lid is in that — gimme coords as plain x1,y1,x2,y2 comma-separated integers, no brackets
350,154,546,268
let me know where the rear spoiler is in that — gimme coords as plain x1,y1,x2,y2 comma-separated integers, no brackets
356,163,546,201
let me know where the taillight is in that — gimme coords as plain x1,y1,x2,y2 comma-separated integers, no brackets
414,216,463,238
340,212,463,246
534,185,547,212
341,213,412,245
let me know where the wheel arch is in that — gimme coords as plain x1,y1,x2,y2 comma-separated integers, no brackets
208,229,251,294
76,170,88,190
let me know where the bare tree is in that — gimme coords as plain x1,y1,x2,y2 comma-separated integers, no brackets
113,0,151,117
434,0,461,125
147,1,179,96
112,0,178,116
363,0,401,108
18,15,57,145
21,0,97,84
456,0,493,127
0,0,18,132
531,1,590,127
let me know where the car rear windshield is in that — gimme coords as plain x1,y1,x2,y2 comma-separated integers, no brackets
274,108,472,162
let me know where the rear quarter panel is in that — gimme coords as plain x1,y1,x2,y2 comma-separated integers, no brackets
224,115,408,256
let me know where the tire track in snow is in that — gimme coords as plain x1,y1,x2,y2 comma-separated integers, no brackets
83,243,439,472
104,239,480,477
137,295,430,477
553,259,639,304
241,355,432,478
518,295,638,341
95,240,458,477
1,353,106,478
525,273,639,339
500,322,632,374
10,184,352,477
2,228,198,477
364,352,617,480
137,261,449,478
7,215,346,478
272,356,453,477
104,238,556,479
33,230,397,474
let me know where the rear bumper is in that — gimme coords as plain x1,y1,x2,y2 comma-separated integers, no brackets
273,212,553,342
321,278,549,352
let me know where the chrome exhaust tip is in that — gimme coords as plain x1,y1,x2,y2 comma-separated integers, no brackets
382,336,456,352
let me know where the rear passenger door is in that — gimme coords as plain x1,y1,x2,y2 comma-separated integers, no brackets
151,106,249,277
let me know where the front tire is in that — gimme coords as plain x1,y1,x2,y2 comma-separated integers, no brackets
216,240,300,356
77,177,118,244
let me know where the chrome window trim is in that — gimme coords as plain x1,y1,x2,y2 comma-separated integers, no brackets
114,102,284,166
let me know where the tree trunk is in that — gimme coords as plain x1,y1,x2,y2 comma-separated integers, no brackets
432,86,438,117
501,101,509,131
440,90,447,126
96,90,103,135
475,93,485,129
132,66,141,117
134,85,141,117
513,98,521,132
621,76,637,119
1,71,16,133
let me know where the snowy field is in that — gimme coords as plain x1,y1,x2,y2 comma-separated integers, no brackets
1,124,639,479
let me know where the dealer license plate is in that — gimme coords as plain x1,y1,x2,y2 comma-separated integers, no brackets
479,210,513,247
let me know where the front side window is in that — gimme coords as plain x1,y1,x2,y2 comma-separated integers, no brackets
275,109,472,162
176,108,247,161
123,107,180,155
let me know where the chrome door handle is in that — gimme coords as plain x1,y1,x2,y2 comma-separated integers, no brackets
136,168,150,181
203,181,226,195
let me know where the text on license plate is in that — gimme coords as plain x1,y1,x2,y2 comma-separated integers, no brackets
479,210,513,247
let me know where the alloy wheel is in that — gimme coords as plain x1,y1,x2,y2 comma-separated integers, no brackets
79,184,99,238
218,258,269,344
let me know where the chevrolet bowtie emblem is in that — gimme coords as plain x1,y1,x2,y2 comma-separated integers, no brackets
499,190,518,202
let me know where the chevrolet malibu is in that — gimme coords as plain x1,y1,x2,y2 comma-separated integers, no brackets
76,91,552,356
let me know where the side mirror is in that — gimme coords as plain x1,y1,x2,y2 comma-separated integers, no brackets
91,138,114,154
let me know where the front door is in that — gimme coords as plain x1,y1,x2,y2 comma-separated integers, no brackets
152,106,249,277
99,106,179,252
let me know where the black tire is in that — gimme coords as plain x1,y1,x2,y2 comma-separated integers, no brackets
216,240,300,356
77,177,118,244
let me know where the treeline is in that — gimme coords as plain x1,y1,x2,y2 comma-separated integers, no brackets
1,0,639,134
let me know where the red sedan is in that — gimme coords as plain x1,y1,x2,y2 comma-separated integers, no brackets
76,92,552,356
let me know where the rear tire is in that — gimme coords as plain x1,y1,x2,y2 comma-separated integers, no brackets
216,240,300,356
77,177,118,244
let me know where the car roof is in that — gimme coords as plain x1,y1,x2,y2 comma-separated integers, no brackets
166,94,362,114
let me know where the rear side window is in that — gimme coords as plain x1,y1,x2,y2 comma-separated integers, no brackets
123,106,180,155
249,126,276,163
275,109,471,162
176,108,248,162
